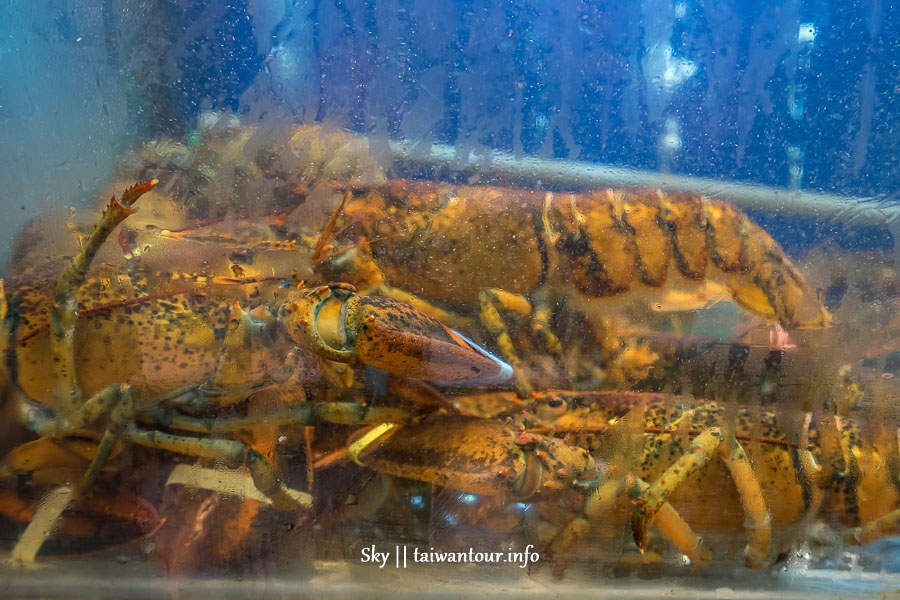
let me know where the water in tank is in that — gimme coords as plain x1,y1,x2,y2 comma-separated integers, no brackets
0,2,898,598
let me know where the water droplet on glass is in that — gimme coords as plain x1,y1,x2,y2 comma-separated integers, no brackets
577,16,596,35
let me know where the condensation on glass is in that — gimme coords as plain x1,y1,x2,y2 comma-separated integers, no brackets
0,2,898,598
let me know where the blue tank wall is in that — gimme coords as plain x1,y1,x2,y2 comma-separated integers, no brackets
162,0,898,202
1,0,896,263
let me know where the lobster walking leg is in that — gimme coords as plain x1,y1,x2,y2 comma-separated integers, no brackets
163,403,411,434
645,491,712,566
77,385,133,490
63,385,314,511
478,287,563,396
550,477,626,576
631,427,772,568
547,474,711,577
478,288,532,394
530,287,563,357
629,477,712,566
844,507,900,546
123,426,311,511
719,437,771,568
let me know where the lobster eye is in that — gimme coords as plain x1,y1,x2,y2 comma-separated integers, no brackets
535,396,568,421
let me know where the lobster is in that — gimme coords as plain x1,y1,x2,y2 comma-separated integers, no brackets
307,180,818,394
341,389,900,576
0,180,515,559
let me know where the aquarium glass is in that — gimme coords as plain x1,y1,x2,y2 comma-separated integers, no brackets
0,1,898,598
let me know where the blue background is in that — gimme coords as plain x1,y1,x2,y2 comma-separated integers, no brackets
162,0,899,199
1,1,897,259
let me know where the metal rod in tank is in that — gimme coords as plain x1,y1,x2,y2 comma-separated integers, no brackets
390,141,895,228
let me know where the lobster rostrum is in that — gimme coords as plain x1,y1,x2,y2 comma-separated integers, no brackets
0,181,514,558
342,389,900,575
309,180,815,394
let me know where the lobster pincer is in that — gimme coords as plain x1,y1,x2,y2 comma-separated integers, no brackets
280,283,514,385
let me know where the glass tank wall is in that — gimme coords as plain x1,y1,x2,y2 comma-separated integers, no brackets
0,1,898,598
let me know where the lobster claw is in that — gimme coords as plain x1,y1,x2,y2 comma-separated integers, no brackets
282,284,513,384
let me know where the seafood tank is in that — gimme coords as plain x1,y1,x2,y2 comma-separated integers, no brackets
1,1,899,599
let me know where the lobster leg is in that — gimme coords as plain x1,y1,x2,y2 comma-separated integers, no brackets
639,485,712,567
123,425,311,511
632,427,771,568
530,287,563,357
549,474,710,577
478,289,531,393
77,385,134,490
163,402,411,434
8,400,407,560
67,383,315,512
626,476,712,567
478,287,563,397
844,507,900,546
548,476,626,577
